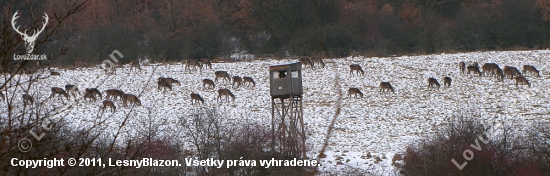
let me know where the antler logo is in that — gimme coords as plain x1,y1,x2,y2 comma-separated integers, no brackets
11,11,49,54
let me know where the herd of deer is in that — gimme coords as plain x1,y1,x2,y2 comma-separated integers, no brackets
341,59,541,99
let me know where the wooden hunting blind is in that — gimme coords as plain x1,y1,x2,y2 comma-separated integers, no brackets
269,62,306,159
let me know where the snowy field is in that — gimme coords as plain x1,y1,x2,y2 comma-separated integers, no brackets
2,50,550,174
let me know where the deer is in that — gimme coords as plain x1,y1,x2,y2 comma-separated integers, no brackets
101,100,116,113
122,94,141,107
157,79,173,92
232,76,243,88
427,78,440,89
467,65,482,76
158,77,181,87
300,58,314,69
217,89,235,102
12,11,49,54
190,93,204,105
85,88,102,100
443,77,452,87
348,88,363,98
459,62,466,75
22,94,33,106
515,75,531,88
105,89,125,101
129,61,141,72
523,65,540,77
215,71,231,83
200,58,212,69
380,82,395,93
350,64,364,76
50,87,69,100
494,67,505,81
83,91,97,102
243,77,256,87
65,85,81,98
503,66,522,79
185,59,202,73
310,57,325,68
202,79,215,89
482,63,500,77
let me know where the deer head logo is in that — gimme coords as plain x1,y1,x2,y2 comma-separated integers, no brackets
11,11,49,54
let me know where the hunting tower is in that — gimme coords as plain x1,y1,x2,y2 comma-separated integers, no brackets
269,62,306,158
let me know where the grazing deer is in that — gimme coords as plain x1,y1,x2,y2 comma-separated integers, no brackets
202,79,215,89
523,65,540,77
503,66,522,79
105,89,125,100
190,93,204,105
83,91,97,102
122,94,141,107
427,78,440,89
482,63,500,76
158,77,181,86
65,85,81,98
515,75,531,88
232,76,243,88
23,94,33,106
129,61,141,72
300,58,314,69
494,67,505,81
348,88,363,98
215,71,231,82
310,57,325,68
85,88,102,100
50,87,69,100
443,77,452,87
101,100,116,113
459,62,466,75
185,59,202,72
467,66,482,76
350,64,364,76
379,82,395,93
200,58,212,69
217,89,235,102
157,79,173,92
243,77,256,87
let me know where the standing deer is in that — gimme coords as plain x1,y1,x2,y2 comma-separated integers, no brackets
50,87,69,100
185,60,202,72
217,89,235,102
105,89,125,100
348,88,363,98
83,91,97,102
129,61,141,72
215,71,231,83
515,75,531,88
427,78,440,89
85,88,102,99
350,64,364,76
443,77,452,87
157,80,173,92
503,66,522,79
380,82,395,93
494,67,505,81
200,58,212,69
190,93,204,105
158,77,181,86
101,100,116,113
232,76,243,88
65,85,81,98
22,94,33,106
459,62,466,75
467,66,482,76
243,77,256,87
300,58,314,69
122,94,141,107
310,57,325,68
523,65,540,77
202,79,215,89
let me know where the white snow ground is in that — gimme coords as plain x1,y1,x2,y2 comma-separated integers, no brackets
2,50,550,175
